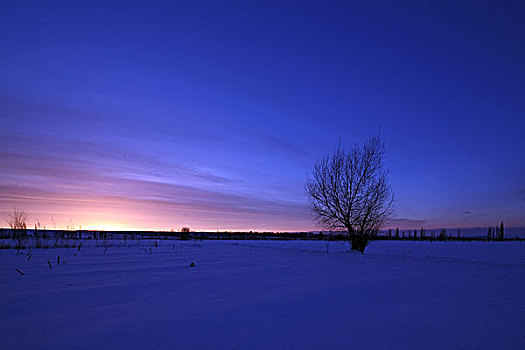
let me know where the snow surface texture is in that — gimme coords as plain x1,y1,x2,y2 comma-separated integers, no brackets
1,240,524,349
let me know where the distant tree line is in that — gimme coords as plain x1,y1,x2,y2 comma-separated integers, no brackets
1,203,515,248
487,221,505,241
381,222,507,241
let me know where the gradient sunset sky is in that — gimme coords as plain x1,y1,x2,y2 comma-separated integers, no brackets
1,1,524,231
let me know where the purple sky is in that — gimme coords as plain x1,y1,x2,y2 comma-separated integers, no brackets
1,1,524,231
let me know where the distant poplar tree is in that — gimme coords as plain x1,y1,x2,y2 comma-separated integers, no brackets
395,228,399,239
500,221,504,240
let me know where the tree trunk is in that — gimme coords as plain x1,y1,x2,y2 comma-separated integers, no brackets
349,230,368,253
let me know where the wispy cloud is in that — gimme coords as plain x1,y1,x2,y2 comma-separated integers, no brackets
388,217,429,228
0,178,310,231
0,125,311,230
254,132,311,158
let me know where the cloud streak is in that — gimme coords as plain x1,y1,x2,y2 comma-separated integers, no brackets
0,127,311,230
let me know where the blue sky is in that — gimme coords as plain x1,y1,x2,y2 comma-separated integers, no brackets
1,1,524,230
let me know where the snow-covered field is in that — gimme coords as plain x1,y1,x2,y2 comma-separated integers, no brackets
1,240,524,349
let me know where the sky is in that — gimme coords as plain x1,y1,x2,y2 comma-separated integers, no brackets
1,0,524,231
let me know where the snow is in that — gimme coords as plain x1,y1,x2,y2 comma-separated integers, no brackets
1,240,524,349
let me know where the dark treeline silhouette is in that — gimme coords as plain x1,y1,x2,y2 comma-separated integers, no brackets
0,221,520,249
487,221,505,241
375,222,513,242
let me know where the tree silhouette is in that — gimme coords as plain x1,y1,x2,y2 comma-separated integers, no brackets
306,135,394,252
6,205,28,248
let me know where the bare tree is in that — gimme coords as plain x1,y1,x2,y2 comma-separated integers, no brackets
306,135,394,252
6,205,29,248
